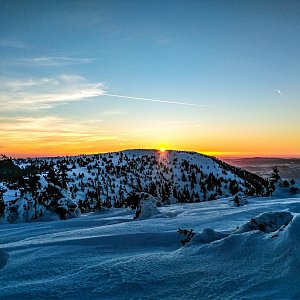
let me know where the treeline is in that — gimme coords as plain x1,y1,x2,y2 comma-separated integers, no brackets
0,150,280,223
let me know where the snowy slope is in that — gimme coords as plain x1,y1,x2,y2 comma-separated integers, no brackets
0,150,281,224
0,195,300,299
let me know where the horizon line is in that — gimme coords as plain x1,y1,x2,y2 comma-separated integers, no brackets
2,148,300,159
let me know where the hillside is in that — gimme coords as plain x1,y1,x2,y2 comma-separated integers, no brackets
0,150,293,224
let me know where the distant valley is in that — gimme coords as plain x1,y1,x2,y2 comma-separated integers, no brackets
222,157,300,181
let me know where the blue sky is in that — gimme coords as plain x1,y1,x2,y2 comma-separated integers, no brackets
0,0,300,157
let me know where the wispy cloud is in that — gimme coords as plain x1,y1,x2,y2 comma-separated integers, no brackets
0,75,104,111
0,116,118,148
1,73,209,113
3,78,60,91
0,116,106,136
1,56,94,68
103,93,209,108
0,115,136,156
21,56,94,66
0,38,28,49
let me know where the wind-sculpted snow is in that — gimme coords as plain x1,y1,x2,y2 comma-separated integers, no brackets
0,196,300,299
192,228,229,243
134,193,164,220
236,211,293,233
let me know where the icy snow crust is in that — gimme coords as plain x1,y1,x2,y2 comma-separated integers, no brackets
0,196,300,299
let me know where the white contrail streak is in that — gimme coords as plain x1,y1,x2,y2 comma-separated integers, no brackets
102,93,209,108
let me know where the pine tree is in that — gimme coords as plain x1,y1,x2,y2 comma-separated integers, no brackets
0,187,6,216
271,166,280,182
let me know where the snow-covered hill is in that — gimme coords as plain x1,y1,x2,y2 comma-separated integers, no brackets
0,195,300,299
0,150,276,224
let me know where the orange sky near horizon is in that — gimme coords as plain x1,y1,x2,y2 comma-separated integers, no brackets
1,112,299,159
2,130,299,159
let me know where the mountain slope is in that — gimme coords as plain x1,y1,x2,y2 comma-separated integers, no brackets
0,150,272,223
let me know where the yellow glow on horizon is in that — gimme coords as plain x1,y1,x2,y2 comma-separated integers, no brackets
3,145,300,159
1,116,299,158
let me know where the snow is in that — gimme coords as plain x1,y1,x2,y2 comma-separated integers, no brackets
134,193,163,220
235,211,293,233
2,149,282,224
0,195,300,299
1,150,299,298
229,192,249,207
193,228,229,243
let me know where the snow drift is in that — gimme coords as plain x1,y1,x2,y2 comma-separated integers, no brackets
0,196,300,299
193,228,229,243
134,193,163,220
236,211,293,233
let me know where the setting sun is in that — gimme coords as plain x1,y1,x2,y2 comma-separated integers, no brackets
160,147,166,153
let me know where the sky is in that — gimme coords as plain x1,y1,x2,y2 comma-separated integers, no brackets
0,0,300,158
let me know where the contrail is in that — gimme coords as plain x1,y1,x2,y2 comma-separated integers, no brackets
102,93,209,108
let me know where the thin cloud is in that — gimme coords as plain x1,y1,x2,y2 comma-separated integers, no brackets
21,56,94,66
3,78,60,91
0,116,127,156
17,87,103,105
0,116,115,141
1,74,209,112
103,93,209,108
0,56,94,68
59,74,86,83
0,75,104,111
0,38,28,49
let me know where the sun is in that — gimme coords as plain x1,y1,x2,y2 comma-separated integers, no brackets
160,147,166,153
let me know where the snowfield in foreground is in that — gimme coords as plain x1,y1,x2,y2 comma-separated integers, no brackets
1,196,300,299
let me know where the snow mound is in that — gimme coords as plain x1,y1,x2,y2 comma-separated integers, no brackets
280,214,300,247
47,186,81,220
236,211,293,233
271,178,300,197
134,193,162,220
1,194,47,224
193,228,229,243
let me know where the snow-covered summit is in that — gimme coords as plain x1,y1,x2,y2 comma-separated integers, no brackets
0,150,296,224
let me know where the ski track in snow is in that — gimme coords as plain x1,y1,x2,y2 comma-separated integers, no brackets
0,196,300,299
